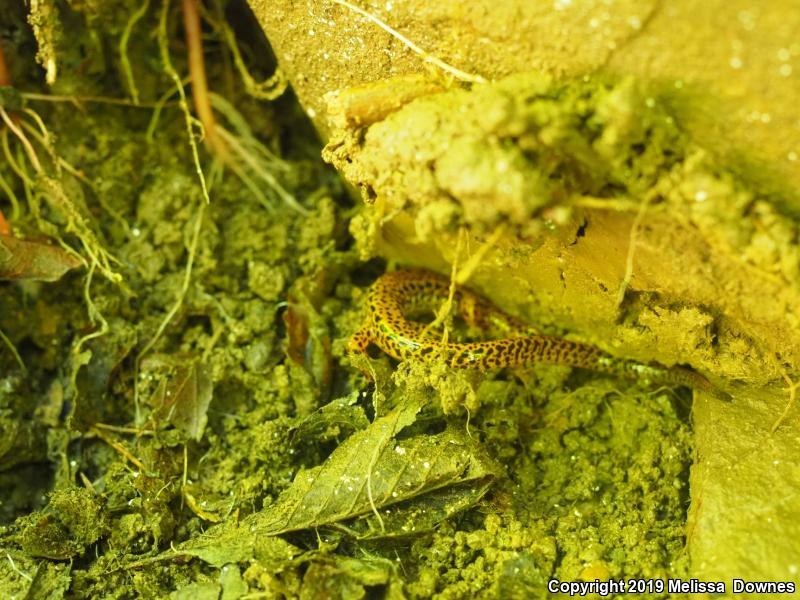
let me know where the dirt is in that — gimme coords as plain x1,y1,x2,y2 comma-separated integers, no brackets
0,1,797,598
250,0,800,593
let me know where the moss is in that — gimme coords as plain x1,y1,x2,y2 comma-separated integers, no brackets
15,487,108,559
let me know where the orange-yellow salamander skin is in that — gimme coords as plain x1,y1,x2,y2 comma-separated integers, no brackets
349,269,731,401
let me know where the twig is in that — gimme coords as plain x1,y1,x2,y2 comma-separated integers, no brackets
182,0,225,156
159,1,210,203
0,45,20,236
90,426,148,472
93,422,155,436
0,42,10,87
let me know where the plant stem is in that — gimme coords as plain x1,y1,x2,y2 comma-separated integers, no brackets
182,0,223,155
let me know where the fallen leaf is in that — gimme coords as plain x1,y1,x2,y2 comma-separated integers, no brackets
0,234,82,281
249,397,498,536
147,357,213,441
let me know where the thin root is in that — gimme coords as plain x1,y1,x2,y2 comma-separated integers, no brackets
616,195,650,308
771,368,799,433
134,0,212,425
204,1,288,101
120,0,151,104
0,326,26,373
332,0,486,84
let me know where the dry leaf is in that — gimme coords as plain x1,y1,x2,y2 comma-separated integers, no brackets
0,234,81,281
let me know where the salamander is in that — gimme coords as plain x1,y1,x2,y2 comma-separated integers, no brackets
349,268,730,401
